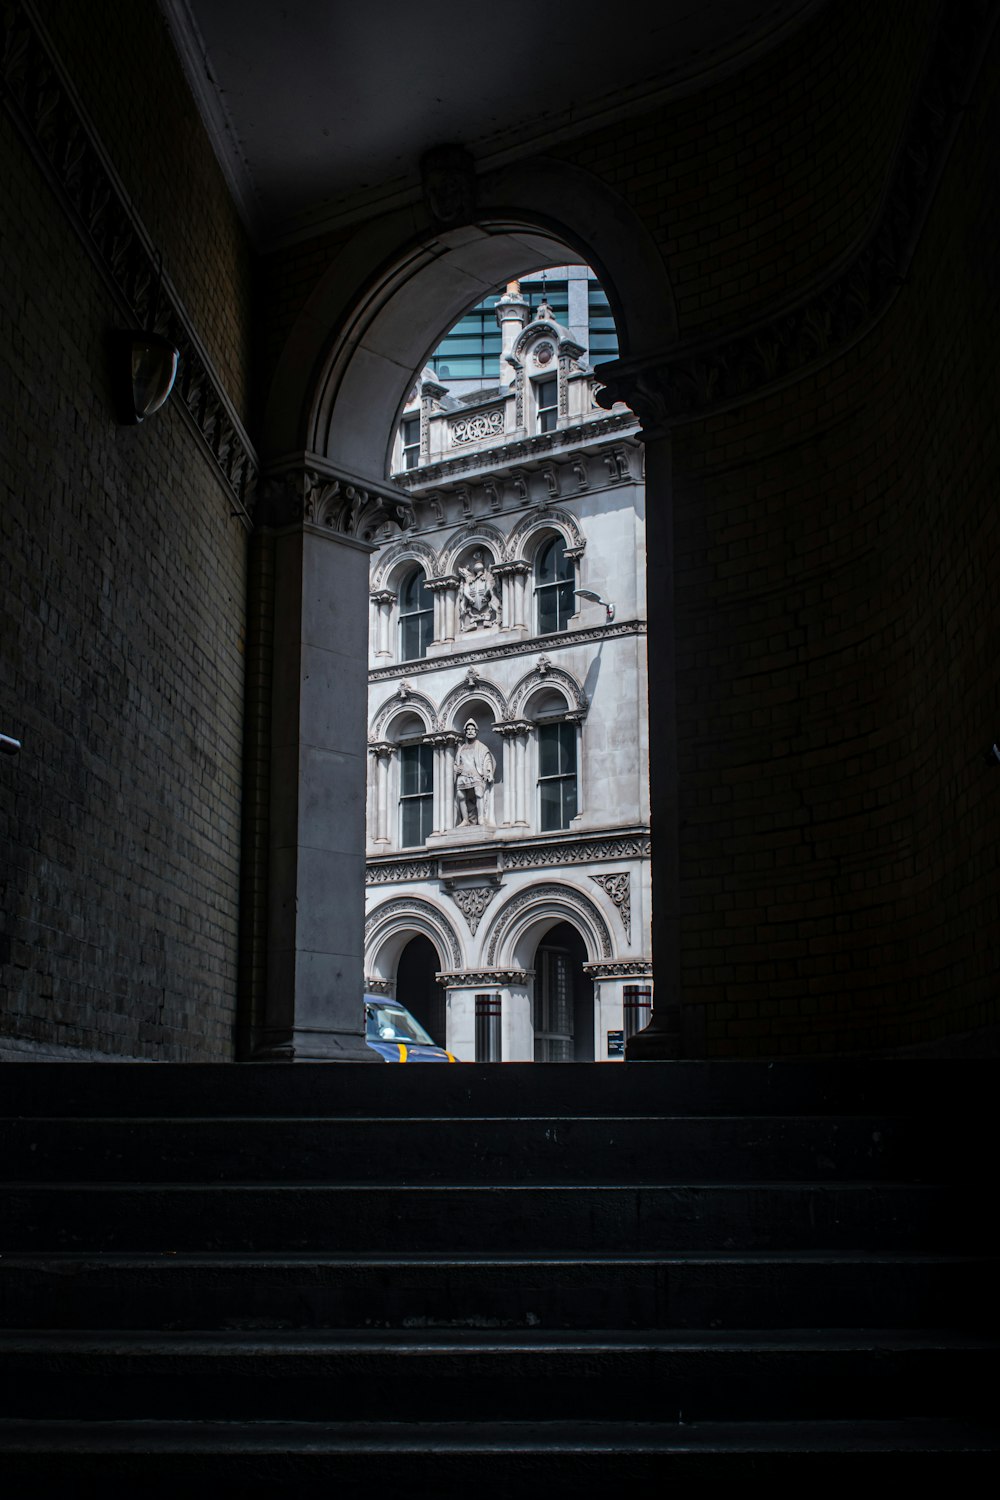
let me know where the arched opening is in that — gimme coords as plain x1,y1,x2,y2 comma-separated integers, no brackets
249,160,674,1062
396,934,445,1045
533,921,594,1062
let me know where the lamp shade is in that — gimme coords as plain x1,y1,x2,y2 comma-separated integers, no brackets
113,329,179,423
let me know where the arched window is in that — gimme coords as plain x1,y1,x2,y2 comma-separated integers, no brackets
399,739,433,846
399,567,433,660
534,536,575,635
538,718,577,831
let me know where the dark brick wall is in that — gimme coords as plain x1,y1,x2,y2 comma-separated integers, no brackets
670,25,1000,1054
0,10,251,1058
35,0,255,424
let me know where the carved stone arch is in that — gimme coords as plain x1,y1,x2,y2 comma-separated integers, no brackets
369,688,438,741
371,537,440,590
511,319,565,363
438,677,508,728
483,882,614,969
509,664,588,720
504,508,585,564
440,522,507,575
365,896,464,981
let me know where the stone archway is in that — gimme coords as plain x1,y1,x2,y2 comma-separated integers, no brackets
244,158,676,1060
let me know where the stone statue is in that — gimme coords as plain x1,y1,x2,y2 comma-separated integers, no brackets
458,554,502,631
454,719,495,828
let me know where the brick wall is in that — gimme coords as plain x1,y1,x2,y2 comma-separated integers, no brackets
0,10,251,1059
670,25,1000,1054
35,0,255,424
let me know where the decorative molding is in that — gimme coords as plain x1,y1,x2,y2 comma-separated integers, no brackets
366,828,651,885
399,414,639,489
485,882,614,964
503,506,586,562
501,831,652,870
437,968,534,989
509,662,588,719
447,884,500,936
583,960,653,980
591,871,632,942
366,859,435,884
262,459,413,538
0,0,260,521
451,409,505,444
364,895,463,970
364,977,394,996
596,1,998,429
371,537,438,589
369,618,646,682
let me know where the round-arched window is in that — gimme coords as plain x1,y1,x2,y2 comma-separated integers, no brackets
399,568,433,660
534,537,575,636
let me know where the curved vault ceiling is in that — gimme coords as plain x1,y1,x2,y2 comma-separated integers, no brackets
160,0,826,245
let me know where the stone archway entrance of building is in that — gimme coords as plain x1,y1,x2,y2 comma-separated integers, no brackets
246,156,677,1061
533,922,594,1063
396,934,446,1047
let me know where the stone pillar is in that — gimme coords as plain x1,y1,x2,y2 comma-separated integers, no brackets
427,576,459,646
439,970,533,1061
369,589,395,657
253,460,413,1061
496,720,531,825
369,741,395,844
428,730,460,834
493,560,529,629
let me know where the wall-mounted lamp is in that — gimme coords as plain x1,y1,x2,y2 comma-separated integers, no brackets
1,732,22,757
574,588,615,623
113,253,179,424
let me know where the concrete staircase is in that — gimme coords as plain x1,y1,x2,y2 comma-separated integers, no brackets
0,1061,996,1489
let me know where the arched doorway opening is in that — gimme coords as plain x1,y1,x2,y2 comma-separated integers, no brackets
396,934,445,1046
533,922,594,1063
247,159,675,1061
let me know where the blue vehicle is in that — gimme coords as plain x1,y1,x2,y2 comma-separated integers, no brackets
364,996,459,1063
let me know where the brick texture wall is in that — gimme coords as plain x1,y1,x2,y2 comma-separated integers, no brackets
670,26,1000,1054
0,10,251,1058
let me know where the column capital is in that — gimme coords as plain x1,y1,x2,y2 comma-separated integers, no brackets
368,739,397,759
437,968,534,989
370,588,396,605
259,454,414,539
494,719,532,738
425,574,460,593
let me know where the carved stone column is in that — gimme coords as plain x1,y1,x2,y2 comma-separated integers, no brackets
495,720,531,825
369,589,395,657
252,458,413,1061
428,728,460,833
426,575,459,645
492,560,529,630
369,741,396,844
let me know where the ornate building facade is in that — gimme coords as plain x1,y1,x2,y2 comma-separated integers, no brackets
364,278,650,1060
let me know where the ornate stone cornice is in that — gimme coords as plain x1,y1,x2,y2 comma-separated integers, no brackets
596,0,998,430
369,618,646,682
365,827,651,884
0,0,258,521
261,458,414,538
399,415,640,492
436,969,534,989
583,960,653,980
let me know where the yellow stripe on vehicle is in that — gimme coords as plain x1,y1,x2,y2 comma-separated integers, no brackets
398,1043,408,1063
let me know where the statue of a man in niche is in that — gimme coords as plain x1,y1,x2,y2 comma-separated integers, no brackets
458,554,502,631
454,719,495,828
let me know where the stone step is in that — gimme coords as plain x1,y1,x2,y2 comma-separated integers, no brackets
1,1181,975,1253
0,1113,959,1184
1,1251,995,1332
0,1417,994,1489
0,1328,993,1424
3,1060,991,1119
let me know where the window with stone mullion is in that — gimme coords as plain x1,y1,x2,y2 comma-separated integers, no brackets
399,742,433,847
399,567,433,660
538,720,577,832
535,536,575,635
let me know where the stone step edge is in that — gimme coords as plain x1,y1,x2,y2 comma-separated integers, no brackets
0,1417,996,1454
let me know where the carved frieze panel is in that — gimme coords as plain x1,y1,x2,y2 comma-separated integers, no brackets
447,884,500,936
451,409,505,445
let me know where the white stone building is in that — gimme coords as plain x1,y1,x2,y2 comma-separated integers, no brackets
364,273,651,1060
